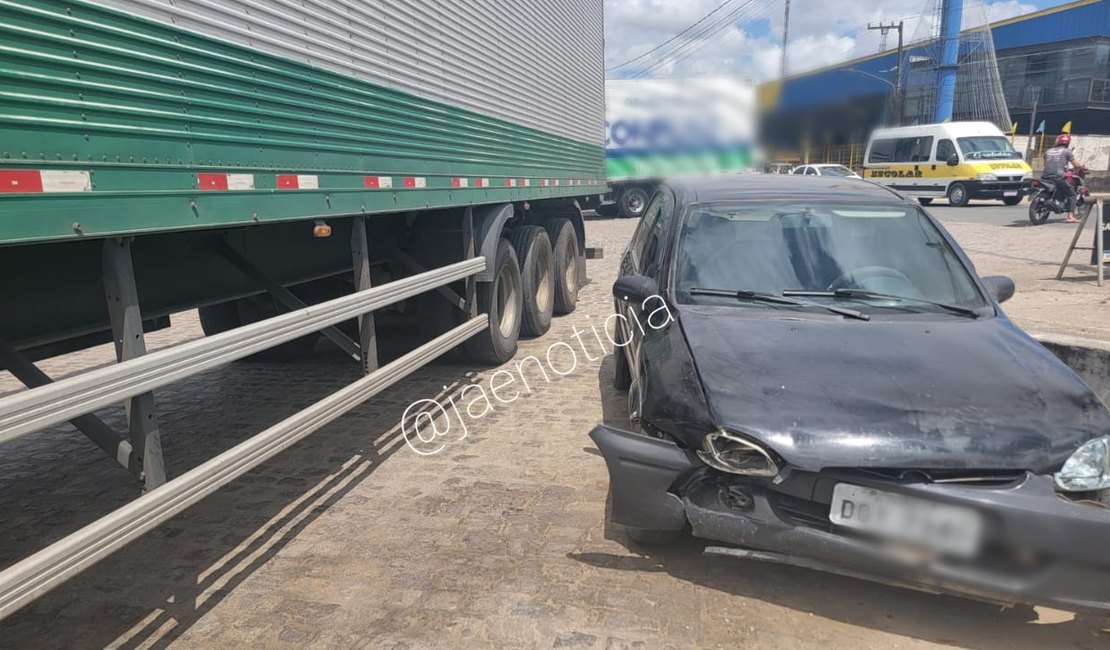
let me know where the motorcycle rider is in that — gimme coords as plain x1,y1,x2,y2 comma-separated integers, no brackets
1042,134,1086,223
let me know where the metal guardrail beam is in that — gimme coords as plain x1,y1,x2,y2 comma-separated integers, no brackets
0,315,487,619
0,257,485,444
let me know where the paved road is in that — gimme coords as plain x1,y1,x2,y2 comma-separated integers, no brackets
0,216,1107,649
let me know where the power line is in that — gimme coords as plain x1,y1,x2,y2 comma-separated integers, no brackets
606,0,740,72
630,0,773,78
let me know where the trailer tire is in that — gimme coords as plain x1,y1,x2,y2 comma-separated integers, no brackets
619,187,649,218
508,226,554,337
542,218,579,314
465,238,522,364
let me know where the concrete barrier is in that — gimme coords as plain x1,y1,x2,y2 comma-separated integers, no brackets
1034,333,1110,405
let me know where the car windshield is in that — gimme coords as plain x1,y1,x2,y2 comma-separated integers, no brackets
957,136,1022,160
818,165,855,177
674,202,988,313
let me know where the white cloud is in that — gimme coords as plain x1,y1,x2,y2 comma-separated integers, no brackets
605,0,1036,80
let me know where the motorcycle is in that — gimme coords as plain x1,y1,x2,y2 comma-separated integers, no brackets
1028,167,1091,225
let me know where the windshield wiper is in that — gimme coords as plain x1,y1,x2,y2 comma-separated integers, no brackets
782,288,979,318
688,288,870,321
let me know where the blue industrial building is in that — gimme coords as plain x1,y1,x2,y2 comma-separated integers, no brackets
761,0,1109,151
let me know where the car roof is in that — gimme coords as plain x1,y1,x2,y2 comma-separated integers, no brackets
809,163,850,167
663,174,907,204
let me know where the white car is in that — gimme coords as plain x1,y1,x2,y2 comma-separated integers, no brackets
791,164,861,178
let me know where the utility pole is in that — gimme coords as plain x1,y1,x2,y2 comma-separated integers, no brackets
867,21,904,125
781,0,790,78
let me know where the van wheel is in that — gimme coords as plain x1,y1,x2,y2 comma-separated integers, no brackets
947,183,970,207
465,238,522,364
918,197,933,206
508,226,554,337
543,218,579,314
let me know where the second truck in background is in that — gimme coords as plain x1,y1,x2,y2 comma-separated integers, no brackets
601,78,755,218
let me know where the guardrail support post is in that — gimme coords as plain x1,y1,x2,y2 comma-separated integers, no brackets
103,238,167,490
351,216,378,373
463,208,477,318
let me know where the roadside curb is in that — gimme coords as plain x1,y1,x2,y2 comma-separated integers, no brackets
1033,333,1110,404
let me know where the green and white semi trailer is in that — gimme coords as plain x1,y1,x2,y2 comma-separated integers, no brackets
0,0,604,616
602,78,755,218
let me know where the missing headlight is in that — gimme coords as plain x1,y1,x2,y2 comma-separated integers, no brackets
698,430,780,477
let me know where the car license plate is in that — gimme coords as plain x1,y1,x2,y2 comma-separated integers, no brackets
829,484,983,558
1004,190,1018,197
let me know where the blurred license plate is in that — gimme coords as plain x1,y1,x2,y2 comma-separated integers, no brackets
829,484,983,558
1004,190,1018,196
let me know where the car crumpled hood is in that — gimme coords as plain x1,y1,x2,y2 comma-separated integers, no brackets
676,306,1110,473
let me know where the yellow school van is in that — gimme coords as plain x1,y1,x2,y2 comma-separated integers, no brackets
863,122,1033,207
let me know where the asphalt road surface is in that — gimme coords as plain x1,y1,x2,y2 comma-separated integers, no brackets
927,198,1076,227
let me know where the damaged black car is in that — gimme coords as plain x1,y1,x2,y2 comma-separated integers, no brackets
591,175,1110,613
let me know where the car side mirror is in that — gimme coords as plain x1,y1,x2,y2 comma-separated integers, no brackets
946,153,959,166
982,275,1014,304
613,274,660,304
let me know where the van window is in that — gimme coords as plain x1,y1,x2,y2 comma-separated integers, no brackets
869,136,934,163
868,139,895,163
936,139,956,162
894,136,933,162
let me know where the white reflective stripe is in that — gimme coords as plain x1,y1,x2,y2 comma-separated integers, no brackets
296,175,319,189
521,179,530,187
453,177,468,188
227,174,255,190
378,176,393,189
40,170,91,192
505,178,516,187
477,178,489,187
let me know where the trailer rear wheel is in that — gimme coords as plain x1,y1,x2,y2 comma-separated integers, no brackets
508,225,554,337
465,238,522,364
542,218,579,314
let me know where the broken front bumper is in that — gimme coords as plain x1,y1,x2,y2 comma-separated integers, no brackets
589,424,1110,613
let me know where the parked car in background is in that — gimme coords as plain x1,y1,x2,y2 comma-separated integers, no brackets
593,174,1110,614
790,163,861,178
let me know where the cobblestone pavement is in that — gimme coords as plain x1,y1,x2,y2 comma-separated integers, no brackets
0,211,1108,649
933,206,1110,342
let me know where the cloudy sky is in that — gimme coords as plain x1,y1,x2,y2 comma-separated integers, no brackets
604,0,1065,80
